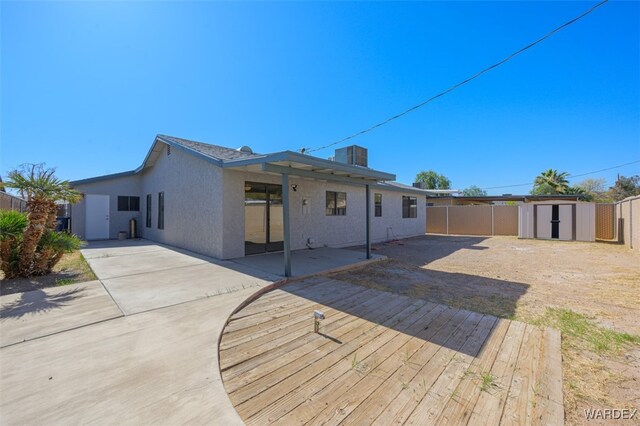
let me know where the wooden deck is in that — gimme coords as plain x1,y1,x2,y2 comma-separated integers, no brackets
219,278,564,425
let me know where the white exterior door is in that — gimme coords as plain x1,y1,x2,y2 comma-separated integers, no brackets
537,205,552,239
86,194,110,240
559,205,573,241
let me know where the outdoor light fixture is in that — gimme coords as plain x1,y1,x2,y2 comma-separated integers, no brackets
291,184,298,192
313,310,325,333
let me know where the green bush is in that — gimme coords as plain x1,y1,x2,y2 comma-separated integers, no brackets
0,210,27,278
0,210,28,240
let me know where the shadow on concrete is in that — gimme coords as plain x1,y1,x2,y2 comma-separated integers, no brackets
0,287,86,319
82,238,379,281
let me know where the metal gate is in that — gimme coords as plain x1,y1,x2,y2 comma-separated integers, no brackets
596,203,615,240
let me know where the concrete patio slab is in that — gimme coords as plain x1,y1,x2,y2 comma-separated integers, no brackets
0,281,122,347
85,248,209,280
102,262,273,315
231,246,385,278
81,239,168,259
0,287,255,425
81,240,280,315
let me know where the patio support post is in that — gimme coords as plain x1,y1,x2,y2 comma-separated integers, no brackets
365,184,371,259
282,173,292,277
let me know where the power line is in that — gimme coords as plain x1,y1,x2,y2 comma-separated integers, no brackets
480,159,640,190
304,0,609,154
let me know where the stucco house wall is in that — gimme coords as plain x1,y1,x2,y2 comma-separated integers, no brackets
72,174,142,240
71,137,426,260
220,169,425,259
140,143,224,259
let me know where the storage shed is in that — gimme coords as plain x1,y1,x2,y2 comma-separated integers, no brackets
518,201,595,242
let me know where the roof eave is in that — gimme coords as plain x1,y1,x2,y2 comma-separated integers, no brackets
223,150,396,181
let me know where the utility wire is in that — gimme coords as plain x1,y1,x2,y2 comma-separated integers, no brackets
304,0,609,154
480,159,640,190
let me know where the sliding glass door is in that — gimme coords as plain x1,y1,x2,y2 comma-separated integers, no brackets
244,182,284,255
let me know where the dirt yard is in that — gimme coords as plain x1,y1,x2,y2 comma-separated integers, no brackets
332,235,640,425
0,251,97,295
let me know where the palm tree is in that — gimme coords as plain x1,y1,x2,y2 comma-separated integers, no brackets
533,169,570,194
3,164,82,276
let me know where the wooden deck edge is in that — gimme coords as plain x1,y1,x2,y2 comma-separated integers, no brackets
215,254,388,372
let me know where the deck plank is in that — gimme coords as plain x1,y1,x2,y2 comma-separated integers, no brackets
370,311,482,426
229,293,417,410
246,301,439,425
403,314,497,425
218,279,564,426
222,290,394,385
466,320,527,425
294,304,457,426
433,318,511,425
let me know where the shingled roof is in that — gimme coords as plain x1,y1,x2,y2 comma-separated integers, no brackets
157,134,262,161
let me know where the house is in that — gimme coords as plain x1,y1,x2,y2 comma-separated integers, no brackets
70,135,427,275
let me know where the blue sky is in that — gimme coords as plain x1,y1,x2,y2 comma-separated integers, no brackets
1,1,638,193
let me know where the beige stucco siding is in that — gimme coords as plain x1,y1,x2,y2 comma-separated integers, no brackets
140,144,224,258
72,174,142,240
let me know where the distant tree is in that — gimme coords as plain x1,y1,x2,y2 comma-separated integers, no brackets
531,169,570,195
577,178,606,194
607,175,640,202
462,185,487,197
415,170,451,190
567,185,593,202
575,178,610,202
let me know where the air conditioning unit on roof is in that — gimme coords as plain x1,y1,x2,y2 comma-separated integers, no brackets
334,145,368,167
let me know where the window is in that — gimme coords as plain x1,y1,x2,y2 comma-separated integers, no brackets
146,194,152,228
117,196,140,212
402,196,417,218
326,191,347,216
374,193,382,217
158,192,164,229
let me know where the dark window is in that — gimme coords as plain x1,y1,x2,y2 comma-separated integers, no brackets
158,192,164,229
402,196,417,218
146,194,152,228
374,193,382,217
117,196,140,212
326,191,347,216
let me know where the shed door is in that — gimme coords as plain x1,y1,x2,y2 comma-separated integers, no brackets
86,194,110,240
537,205,552,239
559,205,573,240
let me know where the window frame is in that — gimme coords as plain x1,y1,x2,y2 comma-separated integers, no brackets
374,193,382,217
325,191,347,216
157,192,165,229
402,196,418,219
117,196,140,212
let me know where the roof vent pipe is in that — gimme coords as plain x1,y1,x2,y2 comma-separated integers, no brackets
238,146,253,154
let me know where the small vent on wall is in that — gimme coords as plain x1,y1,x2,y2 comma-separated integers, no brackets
167,145,171,156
